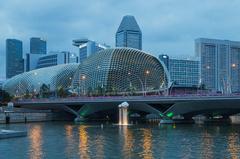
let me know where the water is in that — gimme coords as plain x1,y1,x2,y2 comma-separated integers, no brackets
1,122,240,159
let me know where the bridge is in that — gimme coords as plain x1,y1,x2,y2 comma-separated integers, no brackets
13,95,240,121
14,95,240,120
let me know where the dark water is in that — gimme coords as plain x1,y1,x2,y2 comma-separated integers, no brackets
1,122,240,159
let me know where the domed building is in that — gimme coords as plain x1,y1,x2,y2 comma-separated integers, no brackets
72,48,170,95
3,64,78,96
3,48,170,97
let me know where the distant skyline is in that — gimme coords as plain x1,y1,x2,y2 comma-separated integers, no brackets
1,0,240,79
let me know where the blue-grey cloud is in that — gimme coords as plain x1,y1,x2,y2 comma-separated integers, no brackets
1,0,240,79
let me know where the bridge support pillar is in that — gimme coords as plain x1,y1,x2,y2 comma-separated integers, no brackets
62,105,85,122
74,116,86,122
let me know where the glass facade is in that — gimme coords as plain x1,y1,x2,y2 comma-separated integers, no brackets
73,39,109,63
36,52,78,69
37,54,58,68
6,39,24,79
195,38,240,93
79,46,88,63
116,15,142,50
159,55,170,70
30,37,47,54
159,55,199,87
169,59,199,87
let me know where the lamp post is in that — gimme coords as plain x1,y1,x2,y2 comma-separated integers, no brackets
38,82,42,98
198,78,202,96
144,70,150,96
169,81,176,96
128,72,145,96
81,75,86,96
229,63,236,94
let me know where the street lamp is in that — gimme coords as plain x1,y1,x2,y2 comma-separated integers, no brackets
169,81,177,96
145,70,150,96
128,72,145,96
81,75,86,96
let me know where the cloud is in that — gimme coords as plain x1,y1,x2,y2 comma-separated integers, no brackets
1,0,240,78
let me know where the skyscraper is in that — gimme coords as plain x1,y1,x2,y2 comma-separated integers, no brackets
30,37,47,54
26,37,47,71
195,38,240,93
73,39,109,63
116,15,142,50
6,39,24,79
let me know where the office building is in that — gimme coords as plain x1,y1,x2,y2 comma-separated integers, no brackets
159,54,170,70
30,37,47,54
26,53,44,71
73,39,109,63
195,38,240,93
36,51,78,69
26,51,78,71
6,39,24,79
159,55,200,87
116,15,142,50
26,37,47,71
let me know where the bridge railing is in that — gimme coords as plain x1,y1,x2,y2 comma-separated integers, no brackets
14,93,240,104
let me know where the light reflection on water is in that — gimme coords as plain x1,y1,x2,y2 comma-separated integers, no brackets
78,125,89,159
65,125,74,158
119,126,134,158
29,125,43,159
228,133,240,159
201,131,213,159
1,122,240,158
141,129,153,159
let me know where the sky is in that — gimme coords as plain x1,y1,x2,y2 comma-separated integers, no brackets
1,0,240,80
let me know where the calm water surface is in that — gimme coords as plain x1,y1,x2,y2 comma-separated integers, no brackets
0,122,240,159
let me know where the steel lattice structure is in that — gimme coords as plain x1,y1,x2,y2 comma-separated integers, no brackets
3,48,170,96
3,64,78,96
72,48,170,95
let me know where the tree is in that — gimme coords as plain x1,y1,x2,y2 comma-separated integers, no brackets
0,89,12,104
199,84,206,90
39,84,50,98
24,89,31,99
87,87,93,97
57,86,67,98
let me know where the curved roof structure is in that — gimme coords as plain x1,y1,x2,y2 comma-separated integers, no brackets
3,64,78,96
72,48,170,95
4,48,170,97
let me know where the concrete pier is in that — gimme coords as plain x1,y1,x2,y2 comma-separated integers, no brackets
118,102,129,125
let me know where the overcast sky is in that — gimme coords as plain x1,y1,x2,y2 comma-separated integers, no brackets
1,0,240,80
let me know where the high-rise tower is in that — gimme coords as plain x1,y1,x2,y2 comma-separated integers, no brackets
116,15,142,50
6,39,24,78
195,38,240,93
30,37,47,54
